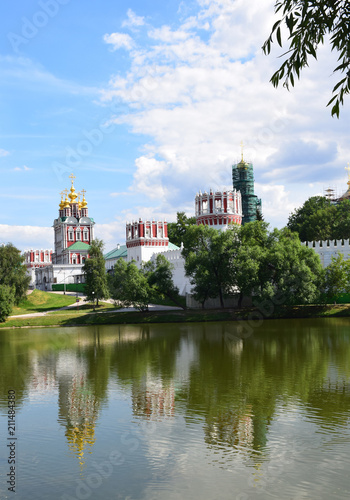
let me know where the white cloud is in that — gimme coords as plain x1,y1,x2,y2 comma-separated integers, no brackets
13,165,31,172
122,9,145,28
99,0,350,233
0,225,52,251
103,32,134,51
0,148,9,157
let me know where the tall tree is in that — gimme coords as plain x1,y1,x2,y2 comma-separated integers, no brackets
83,239,109,307
181,221,323,308
109,259,152,311
0,243,30,305
287,196,334,241
0,285,15,323
324,253,350,300
143,254,185,309
287,196,350,241
182,224,239,308
167,212,197,247
263,0,350,116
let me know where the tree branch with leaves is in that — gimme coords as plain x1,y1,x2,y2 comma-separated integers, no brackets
263,0,350,117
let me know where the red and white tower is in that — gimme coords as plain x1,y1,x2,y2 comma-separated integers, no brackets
53,174,94,265
126,219,169,266
195,188,242,229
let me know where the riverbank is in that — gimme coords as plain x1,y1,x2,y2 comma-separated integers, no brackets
1,303,350,329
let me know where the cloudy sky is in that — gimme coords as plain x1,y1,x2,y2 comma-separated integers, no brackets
1,0,349,252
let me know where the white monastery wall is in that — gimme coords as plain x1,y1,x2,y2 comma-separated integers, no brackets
302,239,350,267
150,247,192,296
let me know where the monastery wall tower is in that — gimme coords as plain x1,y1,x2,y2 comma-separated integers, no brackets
126,219,169,267
195,188,242,229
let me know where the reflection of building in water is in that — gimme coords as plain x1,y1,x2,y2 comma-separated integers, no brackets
205,409,254,451
27,352,57,399
132,372,175,419
204,408,269,465
56,352,100,470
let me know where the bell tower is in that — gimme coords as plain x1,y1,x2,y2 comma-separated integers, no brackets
53,175,94,265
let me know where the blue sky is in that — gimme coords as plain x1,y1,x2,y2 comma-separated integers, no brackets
1,0,349,251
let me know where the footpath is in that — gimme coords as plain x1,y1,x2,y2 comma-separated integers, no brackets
10,291,182,319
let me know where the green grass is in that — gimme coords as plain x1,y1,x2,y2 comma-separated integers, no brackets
11,289,77,315
2,295,350,330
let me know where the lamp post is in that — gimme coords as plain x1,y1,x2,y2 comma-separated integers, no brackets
92,291,95,311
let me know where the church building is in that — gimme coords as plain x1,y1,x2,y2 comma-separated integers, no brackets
33,175,94,290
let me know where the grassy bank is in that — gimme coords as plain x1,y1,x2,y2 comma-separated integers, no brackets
2,302,350,329
11,289,77,315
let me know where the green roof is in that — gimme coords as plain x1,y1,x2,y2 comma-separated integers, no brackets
104,242,179,260
67,242,91,251
168,242,180,250
104,244,127,260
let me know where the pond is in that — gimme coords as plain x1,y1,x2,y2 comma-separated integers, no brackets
1,318,350,499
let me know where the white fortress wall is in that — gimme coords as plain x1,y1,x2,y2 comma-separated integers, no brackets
302,239,350,267
150,248,192,296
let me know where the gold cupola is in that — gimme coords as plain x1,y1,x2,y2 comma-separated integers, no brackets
68,173,78,204
59,191,65,210
77,192,82,210
81,189,88,209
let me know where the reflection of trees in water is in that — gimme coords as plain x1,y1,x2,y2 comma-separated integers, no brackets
2,320,350,470
177,320,350,465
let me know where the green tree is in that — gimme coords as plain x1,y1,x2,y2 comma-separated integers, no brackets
167,211,197,247
143,254,185,309
332,200,350,240
287,196,335,241
0,285,15,322
261,227,324,305
263,0,350,116
287,196,350,241
324,253,350,300
0,243,30,305
83,239,109,307
182,224,240,308
237,222,323,305
109,259,152,311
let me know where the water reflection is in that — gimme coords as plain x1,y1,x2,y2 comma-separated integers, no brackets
1,319,350,499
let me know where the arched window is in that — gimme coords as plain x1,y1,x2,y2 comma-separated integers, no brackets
72,253,77,264
68,227,74,241
76,229,81,241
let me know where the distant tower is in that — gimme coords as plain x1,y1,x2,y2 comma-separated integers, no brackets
53,174,94,265
232,143,261,224
126,219,169,267
195,188,242,229
324,187,337,203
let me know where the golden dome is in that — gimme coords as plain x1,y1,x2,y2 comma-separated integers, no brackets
68,173,78,203
59,191,65,210
63,192,70,209
81,188,88,208
77,192,82,210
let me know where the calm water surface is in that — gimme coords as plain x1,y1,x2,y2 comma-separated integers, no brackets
1,318,350,500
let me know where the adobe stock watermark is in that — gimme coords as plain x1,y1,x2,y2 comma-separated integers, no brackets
7,0,72,54
52,119,116,182
52,66,160,182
